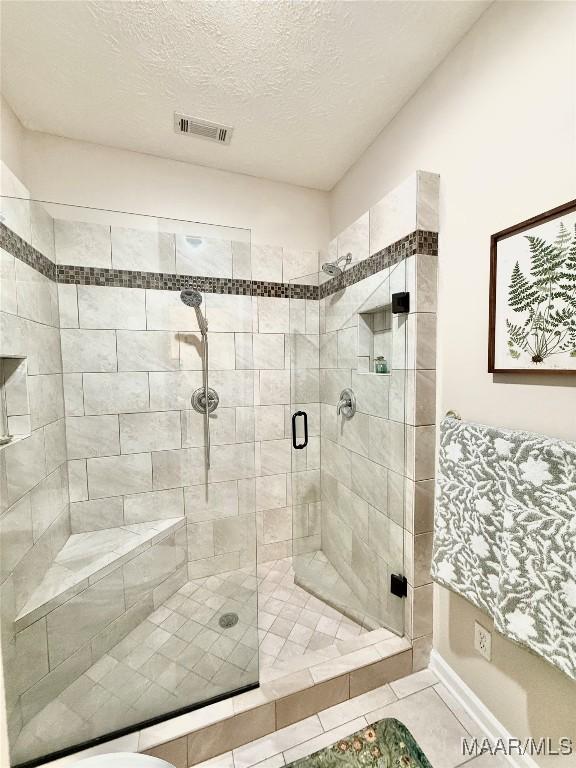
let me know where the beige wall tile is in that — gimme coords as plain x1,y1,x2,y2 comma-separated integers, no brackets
119,410,181,454
337,211,369,266
413,532,433,587
144,736,187,768
187,703,276,766
58,283,79,328
152,447,205,490
251,244,283,282
78,285,146,330
416,171,440,232
412,584,433,638
256,473,287,511
258,297,289,334
369,175,416,255
70,496,124,532
180,331,235,371
276,674,349,729
185,481,238,522
66,415,120,460
124,488,184,524
145,289,201,332
54,220,111,268
412,634,433,672
87,452,152,499
4,428,46,507
83,372,149,415
117,330,180,372
407,313,437,370
205,293,252,332
149,370,203,411
406,425,436,481
254,334,285,370
112,227,175,273
61,329,117,373
176,235,232,278
68,458,88,502
260,370,290,405
283,248,318,282
349,649,413,697
62,373,84,417
0,495,33,581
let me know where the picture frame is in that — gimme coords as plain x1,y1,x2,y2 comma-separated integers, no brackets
488,199,576,374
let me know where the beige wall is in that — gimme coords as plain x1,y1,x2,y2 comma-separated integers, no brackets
0,97,25,189
20,131,330,251
331,0,576,757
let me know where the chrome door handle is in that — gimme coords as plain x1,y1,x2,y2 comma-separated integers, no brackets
337,388,356,419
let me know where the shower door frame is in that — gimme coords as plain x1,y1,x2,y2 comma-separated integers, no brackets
288,261,409,638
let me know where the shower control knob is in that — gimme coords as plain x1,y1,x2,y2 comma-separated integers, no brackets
191,387,219,414
337,388,356,419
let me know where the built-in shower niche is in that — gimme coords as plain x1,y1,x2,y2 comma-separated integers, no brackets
0,357,31,445
358,307,392,374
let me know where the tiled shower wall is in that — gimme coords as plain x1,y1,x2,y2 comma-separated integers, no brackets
0,193,323,748
317,171,438,663
54,221,322,575
0,191,69,745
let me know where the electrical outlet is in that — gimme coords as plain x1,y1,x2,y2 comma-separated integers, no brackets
474,621,492,661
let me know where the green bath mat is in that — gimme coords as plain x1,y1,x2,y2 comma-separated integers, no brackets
288,718,433,768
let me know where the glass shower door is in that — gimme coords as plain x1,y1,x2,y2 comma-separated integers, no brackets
0,196,259,767
289,260,407,636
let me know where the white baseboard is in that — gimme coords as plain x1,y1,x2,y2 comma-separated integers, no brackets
429,650,540,768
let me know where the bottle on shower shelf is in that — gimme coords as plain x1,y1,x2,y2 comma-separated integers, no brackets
374,356,388,373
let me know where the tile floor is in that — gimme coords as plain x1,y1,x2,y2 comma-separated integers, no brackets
189,670,509,768
257,557,369,670
292,550,382,630
12,556,371,765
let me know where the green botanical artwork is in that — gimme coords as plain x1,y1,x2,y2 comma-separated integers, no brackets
506,222,576,363
287,718,432,768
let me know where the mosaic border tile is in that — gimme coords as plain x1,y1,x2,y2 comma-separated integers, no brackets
1,224,437,301
0,223,56,281
55,266,320,300
319,230,438,299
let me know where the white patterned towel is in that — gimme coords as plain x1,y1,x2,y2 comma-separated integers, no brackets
432,416,576,680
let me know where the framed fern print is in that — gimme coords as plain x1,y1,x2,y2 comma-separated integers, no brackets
489,199,576,373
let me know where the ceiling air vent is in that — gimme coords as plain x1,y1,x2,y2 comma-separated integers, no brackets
174,113,233,145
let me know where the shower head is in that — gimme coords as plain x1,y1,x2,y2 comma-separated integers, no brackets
180,289,208,335
321,252,352,277
322,261,342,276
180,289,203,308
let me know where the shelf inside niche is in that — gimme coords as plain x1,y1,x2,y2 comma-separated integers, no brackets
357,304,392,375
356,371,391,377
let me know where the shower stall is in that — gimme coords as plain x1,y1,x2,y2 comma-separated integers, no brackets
0,171,438,767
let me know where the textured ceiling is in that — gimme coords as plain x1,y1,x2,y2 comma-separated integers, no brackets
1,1,489,190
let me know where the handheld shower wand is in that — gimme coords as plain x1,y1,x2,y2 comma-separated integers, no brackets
180,289,212,468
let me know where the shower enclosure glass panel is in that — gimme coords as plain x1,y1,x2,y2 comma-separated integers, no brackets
0,196,258,767
290,260,407,636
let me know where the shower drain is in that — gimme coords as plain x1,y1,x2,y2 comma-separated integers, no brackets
219,612,239,629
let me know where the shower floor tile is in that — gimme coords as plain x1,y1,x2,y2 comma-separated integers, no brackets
256,557,369,672
11,556,368,766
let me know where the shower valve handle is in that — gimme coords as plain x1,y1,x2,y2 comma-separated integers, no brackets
337,388,356,419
